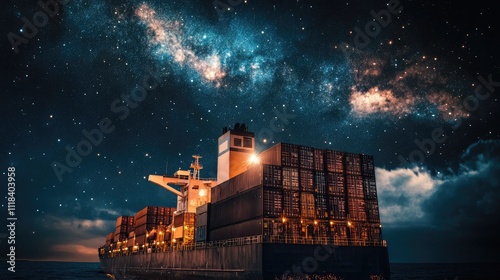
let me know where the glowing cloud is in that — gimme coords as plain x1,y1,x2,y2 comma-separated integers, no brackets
349,87,416,117
135,3,225,86
52,244,98,256
426,91,470,121
376,167,441,224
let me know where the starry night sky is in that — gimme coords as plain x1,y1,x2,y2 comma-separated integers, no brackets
1,0,499,263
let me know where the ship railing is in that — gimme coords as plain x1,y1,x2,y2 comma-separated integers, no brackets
204,235,263,249
171,243,196,251
195,242,207,249
200,177,217,181
262,235,387,247
152,235,264,253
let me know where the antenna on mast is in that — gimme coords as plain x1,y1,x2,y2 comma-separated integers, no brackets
190,155,203,180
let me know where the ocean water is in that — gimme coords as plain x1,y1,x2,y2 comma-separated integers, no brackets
390,263,500,280
0,261,498,279
0,261,110,279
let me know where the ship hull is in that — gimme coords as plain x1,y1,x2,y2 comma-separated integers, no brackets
100,243,390,279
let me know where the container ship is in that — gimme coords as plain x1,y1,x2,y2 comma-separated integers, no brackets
98,124,390,279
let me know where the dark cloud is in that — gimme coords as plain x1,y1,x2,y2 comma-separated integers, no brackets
378,140,500,262
423,140,500,232
461,139,500,169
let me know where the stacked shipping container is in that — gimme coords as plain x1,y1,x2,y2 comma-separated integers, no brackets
134,206,175,246
209,186,263,240
114,216,135,242
211,164,263,202
126,232,135,248
361,154,381,241
173,212,195,244
195,203,210,242
105,232,114,246
258,143,382,242
263,187,282,217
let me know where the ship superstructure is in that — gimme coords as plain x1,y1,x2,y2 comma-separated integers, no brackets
98,124,390,279
148,153,217,245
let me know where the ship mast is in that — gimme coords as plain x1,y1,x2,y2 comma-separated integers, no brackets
190,155,203,180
